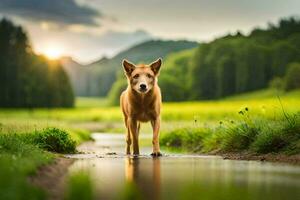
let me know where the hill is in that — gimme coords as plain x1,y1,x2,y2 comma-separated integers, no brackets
188,17,300,100
62,40,198,97
107,17,300,103
60,57,91,96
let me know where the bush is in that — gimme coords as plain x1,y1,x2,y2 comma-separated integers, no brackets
108,78,127,106
269,77,284,90
284,62,300,91
33,128,76,153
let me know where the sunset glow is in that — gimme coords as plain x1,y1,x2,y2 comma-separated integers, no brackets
42,44,64,59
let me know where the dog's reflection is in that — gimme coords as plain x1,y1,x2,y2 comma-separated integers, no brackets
125,157,161,200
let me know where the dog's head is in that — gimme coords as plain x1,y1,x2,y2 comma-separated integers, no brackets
122,58,162,94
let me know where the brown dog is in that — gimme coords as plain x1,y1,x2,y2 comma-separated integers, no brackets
120,58,162,156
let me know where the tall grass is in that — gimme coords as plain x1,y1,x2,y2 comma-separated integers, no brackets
161,107,300,155
0,128,80,200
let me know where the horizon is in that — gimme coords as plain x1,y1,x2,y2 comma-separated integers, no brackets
1,0,300,63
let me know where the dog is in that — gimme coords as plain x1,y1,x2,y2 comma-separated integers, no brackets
120,58,162,156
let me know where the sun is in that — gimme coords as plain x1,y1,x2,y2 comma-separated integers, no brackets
43,44,64,59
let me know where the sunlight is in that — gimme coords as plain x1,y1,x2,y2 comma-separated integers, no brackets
43,44,64,59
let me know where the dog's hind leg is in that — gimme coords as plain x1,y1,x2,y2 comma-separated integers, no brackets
137,122,141,135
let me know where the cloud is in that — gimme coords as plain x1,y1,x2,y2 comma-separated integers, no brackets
0,0,101,27
32,28,152,63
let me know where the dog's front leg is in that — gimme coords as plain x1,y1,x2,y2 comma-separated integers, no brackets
126,125,131,155
151,117,161,156
128,118,139,155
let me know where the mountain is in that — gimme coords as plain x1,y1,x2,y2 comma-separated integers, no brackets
60,57,91,96
62,40,198,97
86,40,198,96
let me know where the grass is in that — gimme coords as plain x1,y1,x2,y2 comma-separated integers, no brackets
75,97,108,108
0,89,299,137
0,133,52,200
0,127,89,200
0,90,299,124
0,89,299,199
161,107,300,155
32,128,77,153
65,171,94,200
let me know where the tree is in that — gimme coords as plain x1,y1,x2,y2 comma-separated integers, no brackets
284,62,300,91
0,18,74,108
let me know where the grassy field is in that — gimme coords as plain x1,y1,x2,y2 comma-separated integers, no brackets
0,89,299,132
160,89,300,155
0,89,299,199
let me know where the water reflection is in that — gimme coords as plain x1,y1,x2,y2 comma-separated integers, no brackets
67,134,300,200
125,157,161,200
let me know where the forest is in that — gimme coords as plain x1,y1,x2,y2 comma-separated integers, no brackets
162,17,300,101
109,17,300,103
2,17,300,107
0,19,74,108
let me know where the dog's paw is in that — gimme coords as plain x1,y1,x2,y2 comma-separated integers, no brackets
151,152,162,157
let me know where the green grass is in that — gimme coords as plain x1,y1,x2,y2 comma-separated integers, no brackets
118,182,142,200
0,127,88,200
0,90,299,126
0,133,52,200
65,171,94,200
32,128,77,153
161,107,300,155
224,89,300,100
0,89,298,200
75,97,108,108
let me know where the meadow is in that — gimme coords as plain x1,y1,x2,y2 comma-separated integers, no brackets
1,89,299,132
1,89,300,153
0,89,299,200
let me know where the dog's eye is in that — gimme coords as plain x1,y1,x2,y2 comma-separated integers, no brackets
146,74,152,78
133,74,139,79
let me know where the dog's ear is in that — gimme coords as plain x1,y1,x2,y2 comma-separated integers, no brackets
150,58,162,75
122,59,135,75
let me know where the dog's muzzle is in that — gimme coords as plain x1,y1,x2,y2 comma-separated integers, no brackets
139,84,147,92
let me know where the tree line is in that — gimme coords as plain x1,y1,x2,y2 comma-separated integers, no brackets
159,17,300,101
109,17,300,103
0,19,74,108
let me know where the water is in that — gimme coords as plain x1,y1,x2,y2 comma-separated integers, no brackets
66,133,300,200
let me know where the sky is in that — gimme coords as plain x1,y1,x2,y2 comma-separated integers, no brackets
0,0,300,64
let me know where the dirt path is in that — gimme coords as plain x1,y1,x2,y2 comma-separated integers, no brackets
29,157,74,200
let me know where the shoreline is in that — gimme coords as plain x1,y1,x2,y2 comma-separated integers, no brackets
216,152,300,165
29,157,74,200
